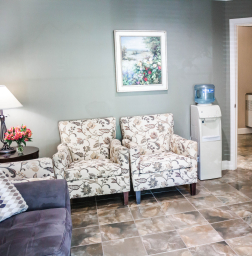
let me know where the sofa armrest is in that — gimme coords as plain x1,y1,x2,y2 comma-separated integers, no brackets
53,143,72,179
110,139,129,173
14,179,71,213
0,158,54,180
170,134,197,160
122,139,141,174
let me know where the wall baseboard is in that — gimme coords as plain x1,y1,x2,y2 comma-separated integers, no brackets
222,161,235,170
238,127,252,134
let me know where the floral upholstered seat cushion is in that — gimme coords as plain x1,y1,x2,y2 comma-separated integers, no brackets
58,117,116,161
139,151,192,174
64,159,121,181
120,113,174,155
0,158,54,180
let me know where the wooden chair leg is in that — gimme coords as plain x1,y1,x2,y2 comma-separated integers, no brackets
136,191,141,204
190,183,196,196
123,192,129,206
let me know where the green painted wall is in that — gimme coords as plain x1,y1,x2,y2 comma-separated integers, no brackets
0,0,232,158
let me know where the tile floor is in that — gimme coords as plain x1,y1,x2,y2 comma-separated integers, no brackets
70,135,252,255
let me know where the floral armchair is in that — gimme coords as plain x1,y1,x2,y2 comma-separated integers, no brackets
53,117,130,204
120,113,197,204
0,158,55,183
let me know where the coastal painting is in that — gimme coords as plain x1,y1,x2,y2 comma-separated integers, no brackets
114,31,167,92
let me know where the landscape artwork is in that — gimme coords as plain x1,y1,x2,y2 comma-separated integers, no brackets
121,36,162,86
114,30,167,92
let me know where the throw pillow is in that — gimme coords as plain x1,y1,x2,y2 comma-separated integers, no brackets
0,170,28,222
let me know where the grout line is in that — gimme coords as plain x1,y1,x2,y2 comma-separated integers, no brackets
128,202,149,255
95,195,105,256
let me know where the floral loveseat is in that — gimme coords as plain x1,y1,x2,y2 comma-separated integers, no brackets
53,117,130,204
0,158,54,183
120,113,197,204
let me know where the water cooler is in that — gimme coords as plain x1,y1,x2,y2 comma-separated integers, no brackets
191,84,222,180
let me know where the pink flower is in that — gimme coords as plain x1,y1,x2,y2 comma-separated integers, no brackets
148,70,152,74
158,66,161,70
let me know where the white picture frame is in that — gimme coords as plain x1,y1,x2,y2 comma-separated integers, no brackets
114,30,168,92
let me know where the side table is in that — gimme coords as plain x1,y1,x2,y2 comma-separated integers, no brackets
0,146,39,163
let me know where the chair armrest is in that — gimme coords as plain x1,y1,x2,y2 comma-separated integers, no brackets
170,134,197,160
110,139,129,173
0,158,54,180
53,144,72,179
122,139,141,174
14,179,71,213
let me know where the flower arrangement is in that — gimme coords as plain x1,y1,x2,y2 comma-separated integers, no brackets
4,125,32,154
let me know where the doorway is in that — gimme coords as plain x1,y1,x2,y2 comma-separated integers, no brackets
237,26,252,169
229,17,252,170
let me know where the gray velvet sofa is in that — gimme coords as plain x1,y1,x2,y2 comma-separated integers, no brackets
0,179,72,256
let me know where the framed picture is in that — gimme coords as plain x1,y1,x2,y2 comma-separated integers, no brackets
114,30,168,92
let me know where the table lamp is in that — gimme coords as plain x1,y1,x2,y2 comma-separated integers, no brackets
0,85,23,154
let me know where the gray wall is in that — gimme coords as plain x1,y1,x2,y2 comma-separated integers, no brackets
0,0,234,159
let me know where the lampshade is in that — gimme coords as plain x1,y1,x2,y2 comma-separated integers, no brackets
0,85,23,110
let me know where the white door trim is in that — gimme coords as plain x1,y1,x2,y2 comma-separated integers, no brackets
230,17,252,170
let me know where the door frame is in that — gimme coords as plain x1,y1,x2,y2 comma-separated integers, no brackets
229,17,252,170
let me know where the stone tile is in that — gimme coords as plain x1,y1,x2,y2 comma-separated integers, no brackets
160,199,195,215
72,212,99,229
211,219,252,240
97,198,126,211
100,221,138,241
71,226,101,247
154,190,184,202
102,237,146,256
188,195,224,209
243,215,252,227
216,191,251,205
199,206,239,223
227,233,252,256
128,193,158,208
154,249,192,256
71,201,97,215
97,207,133,225
228,202,252,217
177,184,210,198
207,183,239,196
168,211,208,229
142,230,186,255
200,179,225,190
130,204,165,220
71,243,103,256
135,216,174,236
178,224,223,247
189,241,236,256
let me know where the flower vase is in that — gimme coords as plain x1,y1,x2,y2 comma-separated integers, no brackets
17,144,24,155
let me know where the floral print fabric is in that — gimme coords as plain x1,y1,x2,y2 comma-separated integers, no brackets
53,143,73,179
121,113,197,192
139,151,192,174
58,117,116,161
0,158,54,181
120,113,174,155
64,159,121,181
67,175,130,199
54,120,130,199
170,134,197,160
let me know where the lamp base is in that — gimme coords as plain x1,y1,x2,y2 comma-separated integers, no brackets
0,143,16,154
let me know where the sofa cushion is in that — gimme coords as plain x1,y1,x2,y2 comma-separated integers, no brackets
139,151,192,174
58,117,116,161
0,208,72,256
120,113,174,155
0,170,28,223
65,159,121,181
